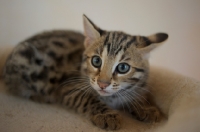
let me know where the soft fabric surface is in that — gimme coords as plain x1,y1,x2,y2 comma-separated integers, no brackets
0,47,200,132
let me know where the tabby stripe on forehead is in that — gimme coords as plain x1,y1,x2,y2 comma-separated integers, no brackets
103,33,110,46
126,37,136,48
118,35,127,45
123,37,136,52
103,33,111,54
112,32,116,45
115,33,121,45
107,43,111,54
120,54,130,61
115,45,122,55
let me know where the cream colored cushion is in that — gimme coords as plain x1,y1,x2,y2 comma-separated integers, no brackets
0,66,200,132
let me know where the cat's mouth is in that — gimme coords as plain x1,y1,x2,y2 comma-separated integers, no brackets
99,89,108,94
98,89,113,96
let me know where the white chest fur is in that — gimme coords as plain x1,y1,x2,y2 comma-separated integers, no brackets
99,95,131,110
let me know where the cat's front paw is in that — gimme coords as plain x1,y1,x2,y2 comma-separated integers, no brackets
134,106,162,123
90,112,122,130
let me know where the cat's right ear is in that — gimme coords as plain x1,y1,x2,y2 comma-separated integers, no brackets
83,15,101,47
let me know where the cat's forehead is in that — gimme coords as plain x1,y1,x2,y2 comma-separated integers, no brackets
95,32,138,58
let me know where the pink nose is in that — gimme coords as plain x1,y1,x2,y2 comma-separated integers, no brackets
97,81,110,89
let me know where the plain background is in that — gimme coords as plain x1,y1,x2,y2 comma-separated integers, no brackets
0,0,200,80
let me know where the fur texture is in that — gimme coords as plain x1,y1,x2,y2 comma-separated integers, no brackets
2,15,168,130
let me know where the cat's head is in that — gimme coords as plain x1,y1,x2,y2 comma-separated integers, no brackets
81,15,168,96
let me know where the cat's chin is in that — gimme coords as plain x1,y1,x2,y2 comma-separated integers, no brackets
97,90,113,96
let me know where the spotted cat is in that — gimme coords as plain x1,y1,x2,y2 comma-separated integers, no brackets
3,15,168,130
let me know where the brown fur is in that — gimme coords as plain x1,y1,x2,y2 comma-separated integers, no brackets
2,15,168,130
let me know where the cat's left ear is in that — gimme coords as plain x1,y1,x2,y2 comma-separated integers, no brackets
137,33,168,59
83,15,103,47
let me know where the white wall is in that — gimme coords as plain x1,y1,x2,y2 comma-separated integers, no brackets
0,0,200,80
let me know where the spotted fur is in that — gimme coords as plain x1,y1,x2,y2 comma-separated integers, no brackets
3,15,168,130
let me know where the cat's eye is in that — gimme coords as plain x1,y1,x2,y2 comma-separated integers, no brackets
116,63,130,74
91,56,102,68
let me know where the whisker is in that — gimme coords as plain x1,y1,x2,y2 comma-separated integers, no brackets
81,87,90,98
122,90,143,109
58,77,89,88
122,90,145,118
142,84,154,94
61,77,89,83
64,84,91,98
115,92,125,112
61,80,89,86
132,91,150,105
118,92,132,112
72,87,90,98
57,81,89,91
119,91,140,116
85,87,94,98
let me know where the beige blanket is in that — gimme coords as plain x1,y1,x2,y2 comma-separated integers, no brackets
0,47,200,132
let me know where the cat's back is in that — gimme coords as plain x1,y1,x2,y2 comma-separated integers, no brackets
23,30,84,52
5,30,85,70
26,30,83,44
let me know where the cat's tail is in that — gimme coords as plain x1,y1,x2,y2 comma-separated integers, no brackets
0,44,13,78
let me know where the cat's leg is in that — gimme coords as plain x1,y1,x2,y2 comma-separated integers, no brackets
89,105,122,130
130,101,163,123
54,85,122,130
128,95,165,123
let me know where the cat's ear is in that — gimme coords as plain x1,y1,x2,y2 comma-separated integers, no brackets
83,15,103,47
137,33,168,59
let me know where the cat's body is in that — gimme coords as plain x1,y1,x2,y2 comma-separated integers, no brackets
3,15,168,130
4,30,85,101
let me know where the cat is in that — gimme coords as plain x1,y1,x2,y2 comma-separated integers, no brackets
3,15,168,130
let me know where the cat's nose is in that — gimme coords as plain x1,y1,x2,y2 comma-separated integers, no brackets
97,81,110,89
